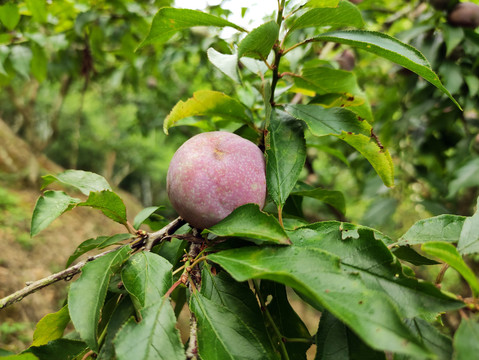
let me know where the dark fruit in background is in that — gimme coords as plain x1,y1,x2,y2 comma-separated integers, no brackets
448,2,479,28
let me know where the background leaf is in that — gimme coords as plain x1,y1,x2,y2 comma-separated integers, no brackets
68,246,131,352
265,111,306,209
284,104,371,137
133,206,163,230
207,48,240,83
30,191,80,236
339,133,394,187
453,318,479,360
291,184,346,215
457,198,479,255
397,317,453,360
204,203,291,245
66,233,132,267
121,252,173,310
28,339,86,360
31,305,70,347
114,298,185,360
398,214,466,246
164,90,252,134
422,241,479,296
78,190,128,225
312,30,461,109
138,7,245,49
41,170,112,196
293,66,372,121
315,310,386,360
238,21,279,59
260,281,312,359
97,297,135,360
0,3,20,31
287,1,363,36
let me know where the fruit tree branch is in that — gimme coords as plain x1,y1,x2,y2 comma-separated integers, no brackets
0,248,117,310
0,216,187,310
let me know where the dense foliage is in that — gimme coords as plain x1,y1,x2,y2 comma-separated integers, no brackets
1,0,479,359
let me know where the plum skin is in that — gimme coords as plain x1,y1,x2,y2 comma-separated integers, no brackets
167,131,267,229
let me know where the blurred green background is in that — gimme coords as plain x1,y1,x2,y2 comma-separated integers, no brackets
0,0,478,352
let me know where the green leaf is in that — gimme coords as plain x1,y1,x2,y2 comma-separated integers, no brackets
422,241,479,296
190,291,278,360
401,317,453,360
238,21,279,59
200,266,277,358
31,305,70,347
164,90,251,134
315,310,386,360
114,298,185,360
138,7,246,49
397,214,466,246
133,206,162,230
449,158,479,197
0,3,20,30
66,233,132,268
442,24,464,57
68,246,131,352
284,104,371,137
285,104,393,186
260,281,312,359
291,184,346,215
26,0,47,23
0,354,38,360
204,203,291,245
265,111,306,209
289,223,462,319
0,45,9,76
458,198,479,255
121,252,173,310
41,170,112,196
340,132,394,187
30,190,80,236
305,0,340,8
453,318,479,360
391,246,439,266
97,297,135,360
288,1,364,37
10,46,32,79
30,43,47,82
312,30,461,109
78,190,128,225
28,339,86,360
207,246,432,357
293,66,373,121
207,48,240,83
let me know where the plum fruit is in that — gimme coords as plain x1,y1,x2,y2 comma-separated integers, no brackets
167,131,267,229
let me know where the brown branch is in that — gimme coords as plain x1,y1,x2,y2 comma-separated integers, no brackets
0,248,117,310
144,216,186,250
0,217,186,310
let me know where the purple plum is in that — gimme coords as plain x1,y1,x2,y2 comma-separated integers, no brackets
167,131,267,229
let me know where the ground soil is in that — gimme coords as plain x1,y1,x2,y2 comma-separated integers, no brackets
0,184,142,352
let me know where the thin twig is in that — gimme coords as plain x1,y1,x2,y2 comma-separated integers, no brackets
0,248,117,310
186,242,203,360
0,217,186,310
